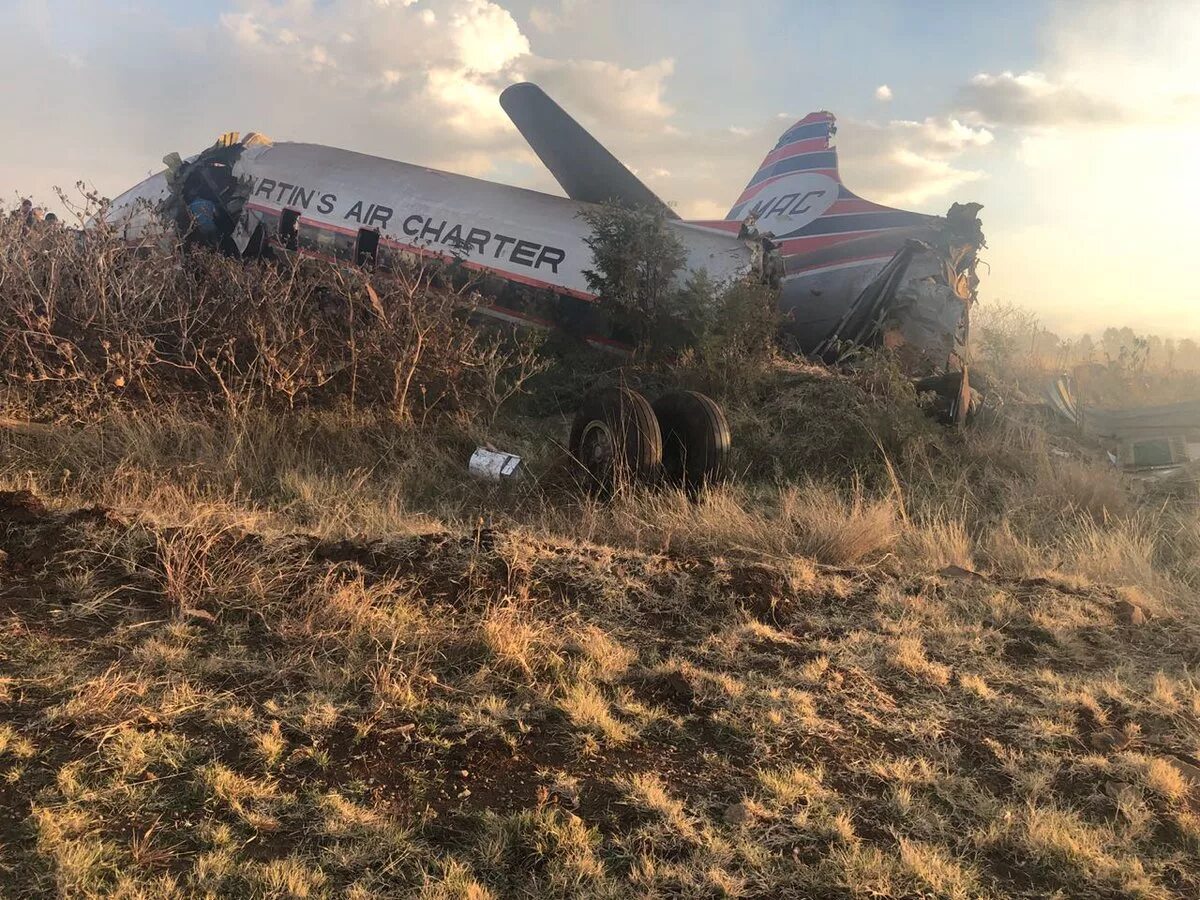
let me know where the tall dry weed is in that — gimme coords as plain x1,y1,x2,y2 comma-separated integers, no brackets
0,214,542,423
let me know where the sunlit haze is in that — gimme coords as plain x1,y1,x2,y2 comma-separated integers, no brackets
3,0,1197,338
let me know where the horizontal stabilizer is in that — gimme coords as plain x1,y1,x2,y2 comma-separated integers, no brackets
500,82,678,218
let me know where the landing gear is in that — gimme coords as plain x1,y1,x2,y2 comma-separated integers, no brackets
569,387,731,493
652,390,731,491
569,388,662,491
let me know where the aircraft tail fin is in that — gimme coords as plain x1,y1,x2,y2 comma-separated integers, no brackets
725,111,840,223
718,111,932,255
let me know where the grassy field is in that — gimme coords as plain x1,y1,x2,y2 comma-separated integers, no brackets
2,225,1200,897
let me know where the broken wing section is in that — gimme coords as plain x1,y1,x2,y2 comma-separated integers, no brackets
500,82,678,218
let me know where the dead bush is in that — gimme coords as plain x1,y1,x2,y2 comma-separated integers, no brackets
0,213,542,423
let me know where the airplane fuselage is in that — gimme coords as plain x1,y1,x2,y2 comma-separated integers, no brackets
106,138,760,348
105,91,981,366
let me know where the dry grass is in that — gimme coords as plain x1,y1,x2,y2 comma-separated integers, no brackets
2,450,1198,897
3,224,1200,897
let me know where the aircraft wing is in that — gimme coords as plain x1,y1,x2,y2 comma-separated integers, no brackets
500,82,678,218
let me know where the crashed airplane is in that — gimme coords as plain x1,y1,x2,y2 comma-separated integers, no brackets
104,82,984,375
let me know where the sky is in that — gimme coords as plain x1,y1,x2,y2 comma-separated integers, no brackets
2,0,1198,338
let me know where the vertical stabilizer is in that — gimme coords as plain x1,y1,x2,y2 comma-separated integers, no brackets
722,112,929,256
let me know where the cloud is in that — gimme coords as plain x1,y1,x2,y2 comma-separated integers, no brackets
519,57,676,125
835,117,992,206
220,12,263,45
967,2,1200,336
0,0,1023,232
447,0,530,73
679,199,728,220
874,84,892,102
959,69,1198,131
894,117,994,153
579,108,993,220
0,0,706,223
529,0,587,33
957,70,1129,127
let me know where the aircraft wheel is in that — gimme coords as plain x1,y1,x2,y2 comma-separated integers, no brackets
652,390,731,491
569,388,662,491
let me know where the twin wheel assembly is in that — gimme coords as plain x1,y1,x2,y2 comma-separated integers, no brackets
568,387,731,492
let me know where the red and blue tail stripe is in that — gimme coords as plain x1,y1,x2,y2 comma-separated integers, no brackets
682,111,932,265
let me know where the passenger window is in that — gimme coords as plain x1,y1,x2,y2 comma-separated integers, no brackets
355,228,380,268
279,209,300,251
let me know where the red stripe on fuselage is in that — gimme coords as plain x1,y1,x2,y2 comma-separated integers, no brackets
784,252,895,277
239,203,631,350
682,218,914,256
245,201,597,302
825,197,895,215
775,231,903,255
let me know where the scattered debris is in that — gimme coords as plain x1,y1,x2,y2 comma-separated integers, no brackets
468,447,523,480
916,368,980,427
1046,375,1079,426
1046,375,1200,476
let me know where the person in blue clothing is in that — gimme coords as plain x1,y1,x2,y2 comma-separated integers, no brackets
187,197,220,246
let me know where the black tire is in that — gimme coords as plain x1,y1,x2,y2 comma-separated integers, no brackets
652,390,731,490
569,388,662,490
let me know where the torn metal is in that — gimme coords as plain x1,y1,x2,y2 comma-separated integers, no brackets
813,202,985,376
469,447,524,480
1046,375,1200,475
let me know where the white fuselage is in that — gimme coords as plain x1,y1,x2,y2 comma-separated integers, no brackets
105,140,754,304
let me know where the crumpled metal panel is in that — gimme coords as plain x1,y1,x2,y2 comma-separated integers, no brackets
813,202,985,374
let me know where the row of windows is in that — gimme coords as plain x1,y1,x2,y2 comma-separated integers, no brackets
276,208,378,267
262,207,625,345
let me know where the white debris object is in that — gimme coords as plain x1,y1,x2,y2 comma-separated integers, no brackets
469,447,523,480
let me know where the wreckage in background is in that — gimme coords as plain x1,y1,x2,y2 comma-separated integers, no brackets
1049,375,1200,477
103,82,984,378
